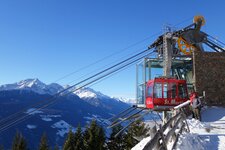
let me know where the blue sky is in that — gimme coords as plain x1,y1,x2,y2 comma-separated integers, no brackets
0,0,225,98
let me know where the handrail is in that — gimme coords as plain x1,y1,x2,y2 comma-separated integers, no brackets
143,109,189,150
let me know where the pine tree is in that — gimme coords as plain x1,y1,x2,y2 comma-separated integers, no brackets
97,126,106,150
124,119,150,149
83,120,106,150
74,124,84,150
0,144,4,150
39,133,49,150
107,125,126,150
12,131,27,150
130,119,150,138
124,130,136,150
63,128,75,150
83,125,90,149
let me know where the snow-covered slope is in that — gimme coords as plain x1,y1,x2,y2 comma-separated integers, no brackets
0,79,130,149
176,107,225,150
0,78,64,95
132,106,225,150
75,87,109,99
74,87,127,109
0,78,129,111
0,79,130,105
112,97,136,104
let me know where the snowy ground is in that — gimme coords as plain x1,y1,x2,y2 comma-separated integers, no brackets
177,106,225,150
132,106,225,150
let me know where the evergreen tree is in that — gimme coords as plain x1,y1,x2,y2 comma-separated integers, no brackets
83,120,106,150
83,125,90,149
130,119,150,138
124,119,150,149
97,126,106,150
107,125,126,150
12,131,27,150
124,130,136,150
39,133,49,150
74,124,84,150
0,144,4,150
63,128,75,150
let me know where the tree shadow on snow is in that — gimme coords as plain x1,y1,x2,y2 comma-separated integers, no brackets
202,107,225,122
199,134,225,150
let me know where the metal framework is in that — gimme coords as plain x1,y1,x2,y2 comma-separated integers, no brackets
108,15,225,132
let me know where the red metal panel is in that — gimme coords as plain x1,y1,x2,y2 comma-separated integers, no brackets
145,77,188,110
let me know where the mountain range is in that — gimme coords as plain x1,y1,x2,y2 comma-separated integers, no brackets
0,78,130,149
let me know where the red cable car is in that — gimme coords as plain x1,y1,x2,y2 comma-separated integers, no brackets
145,77,188,111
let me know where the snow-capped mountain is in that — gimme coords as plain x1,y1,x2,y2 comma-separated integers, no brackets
112,97,136,104
0,78,64,95
0,78,132,110
75,87,109,99
0,78,129,149
74,87,113,107
0,78,129,108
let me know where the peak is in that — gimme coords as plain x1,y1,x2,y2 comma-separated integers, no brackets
74,87,109,99
74,87,97,98
0,78,61,95
112,97,136,104
19,78,42,84
21,78,40,82
18,78,45,88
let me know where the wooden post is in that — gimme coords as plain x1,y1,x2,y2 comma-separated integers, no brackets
181,108,190,132
159,124,167,150
150,125,157,139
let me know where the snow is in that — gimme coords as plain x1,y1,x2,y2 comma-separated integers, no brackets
176,107,225,150
40,115,61,122
26,124,37,129
132,107,225,150
74,87,109,99
111,97,136,104
25,108,43,115
52,120,70,129
41,117,52,122
0,79,130,108
176,133,206,150
84,114,110,125
0,78,64,95
47,83,64,95
74,87,112,107
131,137,151,150
51,120,73,137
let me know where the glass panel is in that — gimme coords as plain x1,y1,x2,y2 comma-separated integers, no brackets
138,63,144,84
145,61,151,81
183,85,188,98
136,62,145,105
154,83,162,98
171,83,176,98
147,85,153,97
145,66,150,82
178,84,187,98
151,68,163,79
137,84,145,104
163,83,168,98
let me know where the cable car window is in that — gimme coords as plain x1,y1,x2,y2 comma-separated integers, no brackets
178,84,187,98
163,83,168,98
147,85,153,97
171,83,176,98
154,83,162,98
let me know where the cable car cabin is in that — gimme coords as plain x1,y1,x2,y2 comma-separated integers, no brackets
145,77,188,111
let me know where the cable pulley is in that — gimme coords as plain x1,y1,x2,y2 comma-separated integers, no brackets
177,37,196,55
